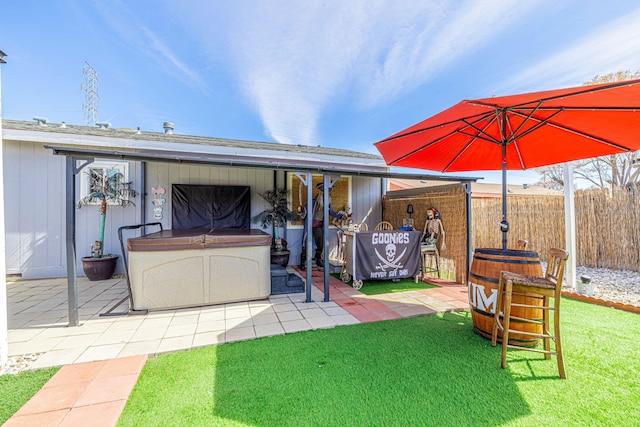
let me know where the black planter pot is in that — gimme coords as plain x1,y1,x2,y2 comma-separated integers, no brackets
270,250,290,267
82,255,119,281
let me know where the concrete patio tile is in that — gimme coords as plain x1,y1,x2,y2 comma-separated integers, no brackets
321,306,350,316
98,327,136,345
226,307,252,318
67,322,112,336
276,310,304,322
9,327,45,342
252,312,279,325
169,314,199,326
249,305,275,316
75,344,126,364
281,319,312,333
300,308,326,319
199,310,226,322
267,294,291,303
52,333,102,351
271,302,298,312
157,335,195,353
248,299,273,308
29,347,87,369
192,331,225,348
306,316,337,329
225,316,253,329
130,326,166,342
118,339,161,358
225,326,256,342
164,323,198,338
139,316,173,329
316,300,339,308
196,320,226,333
294,301,319,310
108,317,145,330
9,337,64,356
254,323,286,338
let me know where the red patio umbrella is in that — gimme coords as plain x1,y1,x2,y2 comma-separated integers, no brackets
375,79,640,249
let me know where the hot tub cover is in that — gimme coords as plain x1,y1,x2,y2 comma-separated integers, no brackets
127,228,271,251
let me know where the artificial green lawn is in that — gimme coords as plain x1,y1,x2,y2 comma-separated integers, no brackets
0,366,59,424
119,298,639,426
331,273,438,295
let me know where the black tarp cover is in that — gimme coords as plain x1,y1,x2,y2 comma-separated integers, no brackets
172,184,250,230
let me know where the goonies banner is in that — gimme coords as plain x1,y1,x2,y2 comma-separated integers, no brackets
349,231,421,281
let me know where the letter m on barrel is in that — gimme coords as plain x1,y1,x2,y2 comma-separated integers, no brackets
469,282,497,314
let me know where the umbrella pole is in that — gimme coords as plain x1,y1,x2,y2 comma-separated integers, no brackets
501,144,508,250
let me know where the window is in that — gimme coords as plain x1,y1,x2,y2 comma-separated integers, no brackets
288,174,351,227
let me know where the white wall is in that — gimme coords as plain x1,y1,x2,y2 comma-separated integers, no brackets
4,140,67,279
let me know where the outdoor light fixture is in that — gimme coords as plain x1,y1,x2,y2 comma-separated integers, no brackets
406,204,414,218
0,50,6,63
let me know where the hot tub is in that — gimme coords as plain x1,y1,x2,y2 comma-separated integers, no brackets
126,228,271,310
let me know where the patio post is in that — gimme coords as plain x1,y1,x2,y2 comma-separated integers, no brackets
563,163,577,287
322,174,330,302
305,172,313,303
66,156,79,326
0,51,8,366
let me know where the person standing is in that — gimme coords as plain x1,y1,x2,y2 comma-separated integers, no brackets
309,183,343,269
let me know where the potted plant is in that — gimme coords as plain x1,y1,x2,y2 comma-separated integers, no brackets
78,166,138,280
253,187,297,266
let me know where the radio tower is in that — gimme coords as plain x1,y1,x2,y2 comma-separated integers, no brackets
81,62,99,126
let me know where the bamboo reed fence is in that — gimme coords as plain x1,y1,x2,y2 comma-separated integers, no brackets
383,186,640,283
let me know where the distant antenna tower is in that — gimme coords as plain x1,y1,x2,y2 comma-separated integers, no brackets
81,62,99,126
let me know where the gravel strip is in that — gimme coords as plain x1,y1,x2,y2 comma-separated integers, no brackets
563,266,640,307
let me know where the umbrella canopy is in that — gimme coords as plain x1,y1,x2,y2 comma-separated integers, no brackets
375,79,640,249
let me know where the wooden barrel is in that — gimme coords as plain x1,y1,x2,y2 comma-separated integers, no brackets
468,248,543,347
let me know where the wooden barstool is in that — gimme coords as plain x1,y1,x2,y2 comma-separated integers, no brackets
491,248,570,378
420,246,440,279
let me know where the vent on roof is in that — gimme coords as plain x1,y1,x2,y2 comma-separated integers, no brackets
33,116,49,126
163,122,174,134
96,121,111,129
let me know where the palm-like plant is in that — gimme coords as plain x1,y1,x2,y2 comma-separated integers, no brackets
253,188,297,252
78,167,138,257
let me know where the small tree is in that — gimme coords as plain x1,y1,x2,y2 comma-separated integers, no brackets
78,167,138,257
252,188,297,251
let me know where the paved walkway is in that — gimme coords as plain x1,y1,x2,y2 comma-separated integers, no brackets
5,268,468,426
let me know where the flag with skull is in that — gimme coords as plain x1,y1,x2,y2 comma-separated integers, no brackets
350,230,421,281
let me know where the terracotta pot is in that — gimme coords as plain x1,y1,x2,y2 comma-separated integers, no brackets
82,255,118,281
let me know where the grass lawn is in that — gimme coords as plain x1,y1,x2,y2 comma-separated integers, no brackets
331,273,438,295
0,366,59,424
119,298,639,426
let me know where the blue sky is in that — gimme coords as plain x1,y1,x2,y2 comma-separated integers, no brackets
2,0,640,185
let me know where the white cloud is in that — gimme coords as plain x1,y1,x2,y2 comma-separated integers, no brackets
499,7,640,93
353,1,539,108
200,1,539,145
